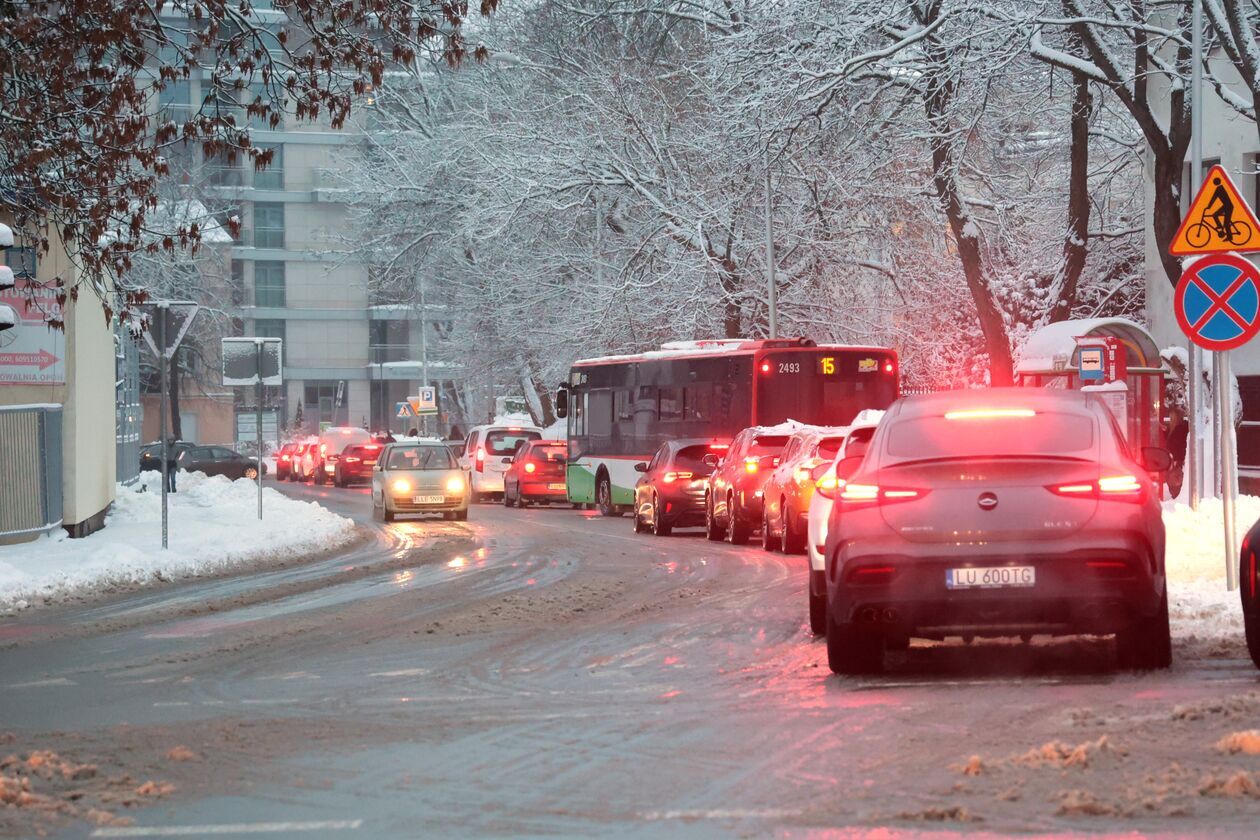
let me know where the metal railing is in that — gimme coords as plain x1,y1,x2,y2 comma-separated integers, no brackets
0,405,63,538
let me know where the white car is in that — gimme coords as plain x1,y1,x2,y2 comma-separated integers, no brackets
805,410,884,634
459,423,543,501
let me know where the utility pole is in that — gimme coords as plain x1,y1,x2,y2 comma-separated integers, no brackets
158,303,169,550
763,143,778,339
1188,0,1204,510
418,271,429,437
255,339,264,521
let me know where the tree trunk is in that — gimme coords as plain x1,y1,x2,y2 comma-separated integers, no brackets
520,358,556,428
1048,70,1092,323
919,0,1014,385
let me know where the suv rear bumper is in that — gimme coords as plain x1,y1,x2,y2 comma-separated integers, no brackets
828,540,1162,638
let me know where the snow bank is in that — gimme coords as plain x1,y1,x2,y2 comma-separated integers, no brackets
0,472,357,611
1164,496,1259,659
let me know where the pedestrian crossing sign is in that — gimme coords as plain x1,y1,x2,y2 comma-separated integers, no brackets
1169,165,1260,256
395,401,415,419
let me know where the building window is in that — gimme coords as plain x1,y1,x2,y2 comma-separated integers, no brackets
254,318,285,343
230,259,244,305
206,149,244,187
253,202,284,249
254,261,285,307
157,79,191,125
369,318,410,363
3,246,36,278
254,144,284,190
303,381,344,424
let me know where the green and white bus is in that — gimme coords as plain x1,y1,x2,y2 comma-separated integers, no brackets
555,338,899,515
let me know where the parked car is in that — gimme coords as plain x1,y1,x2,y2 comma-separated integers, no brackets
704,425,793,544
371,441,470,521
139,441,195,473
274,442,300,481
503,440,570,507
334,442,386,487
760,426,848,554
822,389,1172,675
312,427,374,485
633,439,726,536
804,413,883,634
177,445,268,481
460,423,543,501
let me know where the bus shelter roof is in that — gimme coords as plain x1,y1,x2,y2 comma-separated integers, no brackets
1015,317,1166,374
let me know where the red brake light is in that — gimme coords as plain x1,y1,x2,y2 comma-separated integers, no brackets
366,444,380,451
883,360,895,374
280,455,290,461
815,471,842,499
944,408,1035,421
743,457,759,474
476,447,485,472
320,444,328,456
1048,474,1145,502
838,483,924,508
760,362,771,373
662,471,693,483
710,443,729,451
344,456,361,464
525,462,536,473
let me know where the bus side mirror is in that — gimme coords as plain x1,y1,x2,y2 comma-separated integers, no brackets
1141,446,1173,472
555,386,569,419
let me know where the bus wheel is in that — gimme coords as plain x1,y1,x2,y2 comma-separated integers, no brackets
705,497,724,541
597,475,623,517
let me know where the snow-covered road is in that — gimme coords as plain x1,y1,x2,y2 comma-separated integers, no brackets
1,482,1259,837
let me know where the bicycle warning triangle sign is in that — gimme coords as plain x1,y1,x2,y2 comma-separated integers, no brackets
1169,165,1260,256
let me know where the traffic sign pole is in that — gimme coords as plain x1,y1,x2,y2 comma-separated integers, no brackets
1221,349,1240,590
1173,253,1260,592
1190,0,1204,511
159,304,168,551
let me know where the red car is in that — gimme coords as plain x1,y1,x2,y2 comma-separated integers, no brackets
274,442,299,481
704,426,792,544
333,442,385,487
503,440,569,507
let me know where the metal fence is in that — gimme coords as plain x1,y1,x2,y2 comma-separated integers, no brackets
115,328,142,485
0,405,63,538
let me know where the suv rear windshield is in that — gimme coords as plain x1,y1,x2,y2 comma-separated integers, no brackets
529,443,567,462
676,445,719,472
387,445,457,470
817,436,846,459
487,429,542,456
344,445,382,459
885,412,1095,461
748,434,789,455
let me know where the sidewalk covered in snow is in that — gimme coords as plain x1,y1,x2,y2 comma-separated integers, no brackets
0,473,358,611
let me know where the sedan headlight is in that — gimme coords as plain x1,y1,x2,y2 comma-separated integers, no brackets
391,478,411,494
445,476,465,493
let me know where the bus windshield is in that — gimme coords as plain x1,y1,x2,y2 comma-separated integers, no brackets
756,351,897,426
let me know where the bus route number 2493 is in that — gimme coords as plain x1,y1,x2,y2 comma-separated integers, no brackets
777,361,801,374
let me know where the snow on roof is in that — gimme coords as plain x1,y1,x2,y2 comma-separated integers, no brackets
493,411,537,427
574,339,888,367
0,304,15,328
370,360,461,369
849,408,886,429
1016,317,1162,373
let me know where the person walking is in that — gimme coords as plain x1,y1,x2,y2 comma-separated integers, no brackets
164,437,179,493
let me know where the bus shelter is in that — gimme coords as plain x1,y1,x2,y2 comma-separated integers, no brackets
1015,317,1169,454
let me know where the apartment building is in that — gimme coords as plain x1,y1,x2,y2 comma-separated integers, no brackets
155,6,464,441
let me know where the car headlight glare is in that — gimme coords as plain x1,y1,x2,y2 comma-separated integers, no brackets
445,476,465,493
391,478,411,494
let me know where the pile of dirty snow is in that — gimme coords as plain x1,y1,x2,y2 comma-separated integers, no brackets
1164,495,1260,659
0,472,357,611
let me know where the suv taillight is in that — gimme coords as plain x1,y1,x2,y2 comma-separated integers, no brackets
1048,474,1145,503
838,483,926,509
